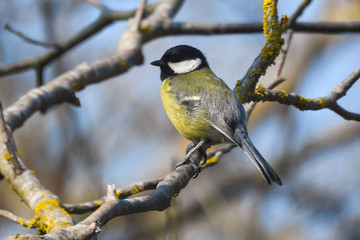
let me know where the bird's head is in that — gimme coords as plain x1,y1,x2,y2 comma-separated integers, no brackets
151,45,209,81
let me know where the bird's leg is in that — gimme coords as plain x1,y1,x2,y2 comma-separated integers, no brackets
173,140,207,174
185,142,208,165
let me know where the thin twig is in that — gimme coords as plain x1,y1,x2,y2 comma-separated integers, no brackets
4,24,60,49
292,21,360,33
0,209,34,228
328,103,360,121
35,66,44,87
85,0,110,12
288,0,313,27
0,103,23,175
275,31,293,78
325,66,360,102
133,0,148,30
63,177,163,214
275,0,312,78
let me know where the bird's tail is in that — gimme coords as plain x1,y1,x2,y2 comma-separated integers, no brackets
234,131,282,185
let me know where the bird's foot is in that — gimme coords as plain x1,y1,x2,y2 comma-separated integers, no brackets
185,142,208,165
173,141,207,178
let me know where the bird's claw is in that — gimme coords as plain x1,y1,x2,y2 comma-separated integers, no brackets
185,142,208,165
199,151,208,165
173,142,207,178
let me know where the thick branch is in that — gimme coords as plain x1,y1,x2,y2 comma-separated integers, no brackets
1,105,72,232
4,52,143,131
11,151,202,240
0,129,74,233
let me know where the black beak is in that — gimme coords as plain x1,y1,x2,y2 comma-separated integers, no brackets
151,60,163,66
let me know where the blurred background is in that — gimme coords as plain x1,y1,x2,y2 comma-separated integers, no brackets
1,0,360,239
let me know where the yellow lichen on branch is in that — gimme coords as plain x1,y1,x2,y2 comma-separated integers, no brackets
34,199,72,233
252,86,329,110
235,0,287,102
3,152,11,162
262,0,287,64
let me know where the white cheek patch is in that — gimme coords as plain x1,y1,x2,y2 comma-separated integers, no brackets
168,58,202,74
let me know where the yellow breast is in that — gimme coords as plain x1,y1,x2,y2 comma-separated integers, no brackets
160,79,215,142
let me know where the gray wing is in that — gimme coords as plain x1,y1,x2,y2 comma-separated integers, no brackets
201,86,282,185
200,86,246,144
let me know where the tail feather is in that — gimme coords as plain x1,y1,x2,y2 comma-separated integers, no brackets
235,133,282,185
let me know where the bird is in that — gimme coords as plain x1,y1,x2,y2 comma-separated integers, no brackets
151,45,282,185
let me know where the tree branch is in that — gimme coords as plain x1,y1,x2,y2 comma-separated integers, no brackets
3,54,142,131
0,103,24,175
324,66,360,102
245,77,285,120
0,121,74,233
328,103,360,121
0,209,34,228
132,0,148,31
234,0,287,102
3,1,187,132
251,65,360,121
85,0,111,12
145,21,360,39
288,0,313,28
294,21,360,33
1,20,359,80
0,4,157,80
63,178,163,214
9,151,202,240
275,0,313,78
4,24,60,49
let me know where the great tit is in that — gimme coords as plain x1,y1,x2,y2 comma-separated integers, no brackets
151,45,282,185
